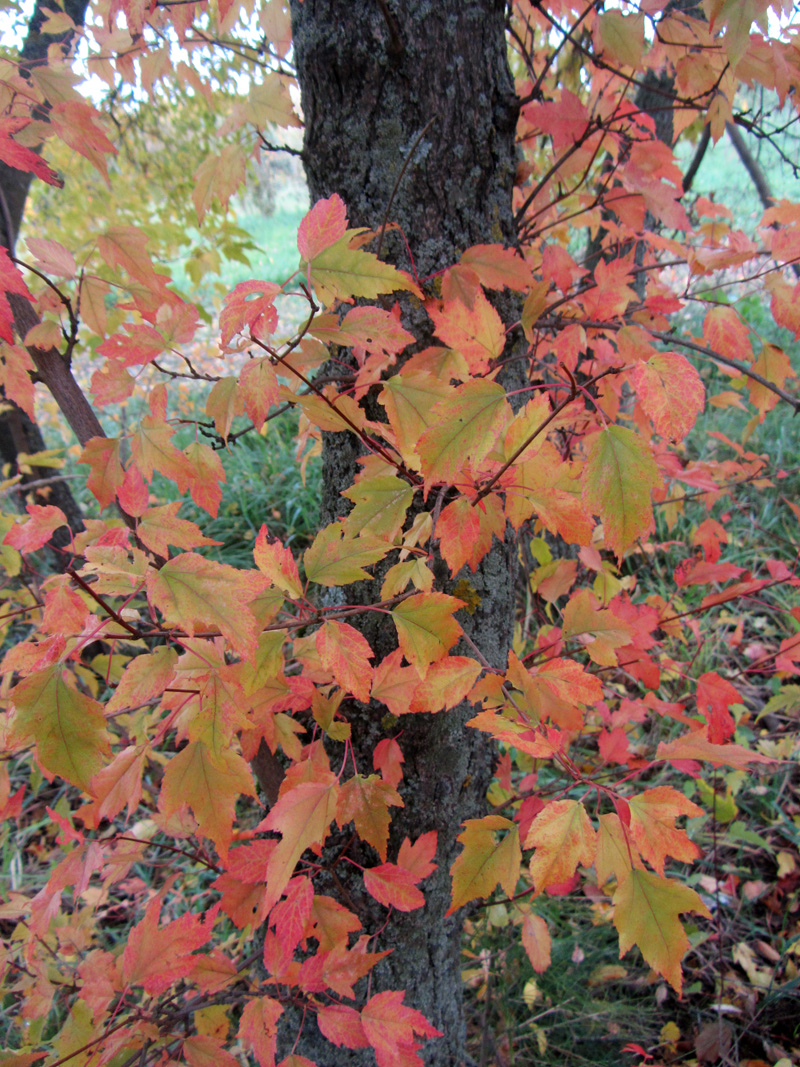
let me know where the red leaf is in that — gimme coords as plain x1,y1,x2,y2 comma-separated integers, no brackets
361,991,442,1067
298,194,348,262
364,863,426,911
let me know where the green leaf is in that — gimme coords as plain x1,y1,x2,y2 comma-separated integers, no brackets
303,524,389,586
448,816,521,914
582,425,662,558
417,379,510,490
391,592,463,674
10,667,110,791
304,229,422,307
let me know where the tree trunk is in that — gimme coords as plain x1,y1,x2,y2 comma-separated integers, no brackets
286,2,519,1063
0,0,90,569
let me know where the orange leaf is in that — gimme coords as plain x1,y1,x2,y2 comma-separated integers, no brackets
521,913,552,973
525,800,596,895
160,742,255,859
628,787,703,876
316,620,374,703
122,895,217,995
631,352,705,440
263,769,339,911
337,774,403,861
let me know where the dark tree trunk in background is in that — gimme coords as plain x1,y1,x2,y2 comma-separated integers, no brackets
0,0,89,567
286,2,520,1063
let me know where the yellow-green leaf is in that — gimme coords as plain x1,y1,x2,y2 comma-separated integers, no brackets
391,592,463,674
613,870,711,993
448,815,521,914
304,229,421,307
304,524,389,586
11,666,110,792
582,426,662,558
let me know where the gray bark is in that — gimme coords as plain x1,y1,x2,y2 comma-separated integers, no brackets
284,2,520,1063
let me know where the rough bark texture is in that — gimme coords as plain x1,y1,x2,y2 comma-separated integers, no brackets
284,2,519,1064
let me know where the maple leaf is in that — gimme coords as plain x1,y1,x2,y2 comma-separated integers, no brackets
364,863,426,911
122,895,218,995
337,773,403,860
184,441,226,519
220,279,280,346
51,100,117,184
561,589,633,667
459,243,533,291
582,426,662,558
297,194,348,261
147,554,262,658
80,745,148,828
448,816,521,913
318,1004,370,1050
137,503,221,558
703,305,752,362
239,357,281,429
0,116,63,186
655,729,775,770
521,913,552,973
631,352,705,440
696,671,741,743
304,524,389,586
391,593,464,675
183,1035,241,1067
0,340,36,417
160,741,255,858
628,788,703,876
613,870,711,993
10,666,110,792
408,656,482,714
596,812,644,887
597,9,645,67
417,379,510,490
316,620,374,703
131,414,194,491
3,504,68,554
262,769,339,911
525,800,596,895
373,735,405,788
428,289,506,374
506,651,601,731
361,991,442,1067
106,646,177,714
304,228,421,306
342,475,414,541
398,831,438,881
379,370,451,469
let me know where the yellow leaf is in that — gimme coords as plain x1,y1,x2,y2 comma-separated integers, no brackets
448,816,521,914
613,870,711,993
